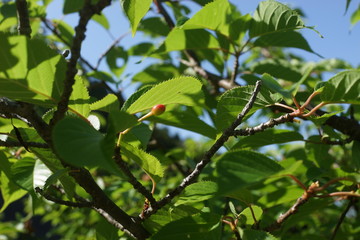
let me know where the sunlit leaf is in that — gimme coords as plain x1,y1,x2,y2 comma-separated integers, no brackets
239,205,263,226
243,229,279,240
121,0,152,36
126,76,203,114
320,70,360,103
90,94,120,113
121,142,163,182
0,34,65,106
249,0,306,38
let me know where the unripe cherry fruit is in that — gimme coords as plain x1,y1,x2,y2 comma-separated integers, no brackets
151,104,166,116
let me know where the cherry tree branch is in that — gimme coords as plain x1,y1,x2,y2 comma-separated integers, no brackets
0,140,49,148
330,198,357,240
50,0,112,128
143,80,262,218
113,146,158,208
232,114,294,137
15,0,32,37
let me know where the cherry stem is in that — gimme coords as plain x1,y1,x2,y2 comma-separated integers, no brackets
274,103,296,112
300,91,321,111
302,102,327,117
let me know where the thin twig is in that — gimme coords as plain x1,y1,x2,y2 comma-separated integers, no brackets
35,187,93,208
0,140,49,148
15,0,32,37
230,52,240,84
232,114,294,137
49,0,112,128
330,199,356,240
143,81,263,218
113,147,158,208
95,32,130,70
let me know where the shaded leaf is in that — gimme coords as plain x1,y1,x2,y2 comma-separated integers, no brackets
243,229,278,240
216,150,283,194
257,185,304,208
126,76,203,114
63,0,84,14
106,46,128,77
150,108,217,139
52,117,119,175
232,129,303,149
250,59,303,82
150,212,221,240
137,17,170,37
320,70,360,104
215,86,279,131
254,31,321,57
176,181,218,206
351,141,360,171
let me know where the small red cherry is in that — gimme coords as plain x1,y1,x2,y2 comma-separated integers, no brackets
151,104,166,116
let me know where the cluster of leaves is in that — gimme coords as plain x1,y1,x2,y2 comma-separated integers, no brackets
0,0,359,239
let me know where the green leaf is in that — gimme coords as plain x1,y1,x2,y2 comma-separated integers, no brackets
52,20,75,45
249,0,306,38
152,29,223,54
63,0,84,14
43,168,69,191
253,31,321,57
11,157,36,192
261,73,293,100
92,13,110,30
257,185,304,208
108,110,138,133
69,76,91,118
0,34,66,106
216,150,283,194
351,141,360,171
106,46,128,77
181,0,232,37
232,129,303,149
121,142,163,182
90,94,120,113
250,59,303,82
121,0,152,36
305,135,332,169
0,152,27,212
126,76,203,114
351,4,360,25
144,205,200,234
121,86,152,112
176,181,218,206
137,17,170,37
0,171,27,213
239,205,263,226
150,108,217,139
132,64,181,85
243,229,279,240
52,117,119,175
320,70,360,104
215,86,278,131
150,212,221,240
96,218,119,240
